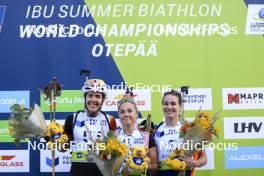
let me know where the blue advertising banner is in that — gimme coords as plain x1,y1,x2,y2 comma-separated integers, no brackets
225,146,264,169
0,91,29,113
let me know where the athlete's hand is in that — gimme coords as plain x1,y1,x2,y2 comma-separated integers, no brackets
179,155,199,168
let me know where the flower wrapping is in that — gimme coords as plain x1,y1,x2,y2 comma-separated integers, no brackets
8,103,47,146
87,126,128,176
164,111,220,170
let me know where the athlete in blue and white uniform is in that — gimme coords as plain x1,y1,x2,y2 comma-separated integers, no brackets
155,120,182,169
116,127,146,150
116,98,158,176
155,90,207,176
63,79,110,176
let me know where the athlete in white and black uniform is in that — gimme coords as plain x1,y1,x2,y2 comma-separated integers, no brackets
155,90,207,176
116,127,155,153
63,79,110,176
116,98,158,176
155,121,182,164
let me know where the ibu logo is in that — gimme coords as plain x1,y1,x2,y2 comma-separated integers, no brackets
258,8,264,19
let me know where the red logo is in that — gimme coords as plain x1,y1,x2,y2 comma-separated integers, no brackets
0,156,15,160
228,94,240,104
0,155,24,167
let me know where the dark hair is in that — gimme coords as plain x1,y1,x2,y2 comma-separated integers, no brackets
84,92,106,111
162,90,182,105
84,92,106,100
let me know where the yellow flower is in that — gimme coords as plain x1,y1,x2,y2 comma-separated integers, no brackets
198,118,211,130
103,137,129,157
108,138,119,146
119,144,128,156
106,138,123,154
8,127,14,135
215,127,220,136
197,112,212,120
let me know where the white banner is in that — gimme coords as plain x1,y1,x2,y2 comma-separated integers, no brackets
102,89,151,111
0,150,30,172
162,88,212,110
245,5,264,35
40,149,71,172
224,117,264,139
223,88,264,109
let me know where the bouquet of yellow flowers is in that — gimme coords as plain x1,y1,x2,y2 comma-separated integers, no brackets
99,132,128,160
180,111,220,155
87,118,128,176
164,111,220,171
